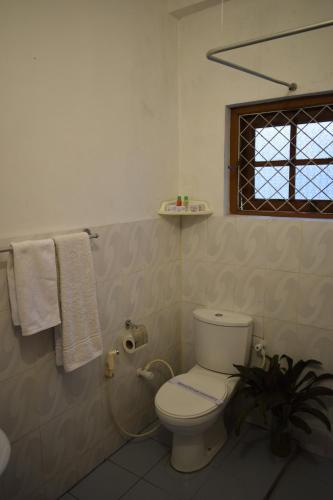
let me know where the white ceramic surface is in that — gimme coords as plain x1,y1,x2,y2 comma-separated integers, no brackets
0,427,10,475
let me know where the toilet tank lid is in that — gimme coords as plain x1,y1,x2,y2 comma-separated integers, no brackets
193,309,252,327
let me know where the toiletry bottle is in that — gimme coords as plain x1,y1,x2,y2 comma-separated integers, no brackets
176,195,182,206
184,195,189,211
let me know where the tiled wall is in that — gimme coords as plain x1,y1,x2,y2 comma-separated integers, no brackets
0,217,181,500
180,215,333,456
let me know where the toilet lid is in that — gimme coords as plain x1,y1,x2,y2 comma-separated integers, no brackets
155,371,228,419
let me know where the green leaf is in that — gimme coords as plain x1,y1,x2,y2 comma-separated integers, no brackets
291,360,321,385
294,405,331,432
298,387,333,398
289,415,312,434
308,373,333,387
295,370,317,390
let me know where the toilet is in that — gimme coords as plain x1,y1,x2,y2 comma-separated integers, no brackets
155,308,252,472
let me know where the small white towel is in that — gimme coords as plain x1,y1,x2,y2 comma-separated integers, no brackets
7,239,61,335
54,232,103,372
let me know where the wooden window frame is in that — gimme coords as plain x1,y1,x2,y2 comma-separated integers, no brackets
229,93,333,219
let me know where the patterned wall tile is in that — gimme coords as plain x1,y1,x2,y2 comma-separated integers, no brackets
3,430,43,500
233,266,265,316
182,260,209,304
44,464,77,500
96,275,126,333
264,270,299,322
0,367,40,442
123,270,145,321
0,309,53,383
301,220,333,277
297,274,333,330
206,216,237,264
40,406,79,481
263,318,299,360
266,219,301,272
205,263,236,310
150,218,180,266
181,217,207,261
234,217,268,268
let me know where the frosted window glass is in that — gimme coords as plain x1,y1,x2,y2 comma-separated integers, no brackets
255,126,290,161
296,122,333,159
254,166,289,199
295,165,333,200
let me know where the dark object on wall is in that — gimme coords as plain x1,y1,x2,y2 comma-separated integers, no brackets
231,354,333,457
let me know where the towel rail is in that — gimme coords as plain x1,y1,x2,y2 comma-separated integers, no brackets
0,228,99,254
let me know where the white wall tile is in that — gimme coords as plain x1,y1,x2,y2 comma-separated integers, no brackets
264,270,299,322
3,430,43,500
206,216,237,264
301,220,333,277
234,218,268,268
233,266,265,316
297,274,333,330
266,219,301,272
205,263,236,310
181,217,207,261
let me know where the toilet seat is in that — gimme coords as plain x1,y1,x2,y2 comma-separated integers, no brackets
155,369,229,419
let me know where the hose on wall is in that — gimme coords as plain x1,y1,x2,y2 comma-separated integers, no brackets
107,358,175,439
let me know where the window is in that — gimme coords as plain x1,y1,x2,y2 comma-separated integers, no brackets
229,94,333,218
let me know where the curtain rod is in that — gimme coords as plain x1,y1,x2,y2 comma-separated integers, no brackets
206,19,333,91
0,228,99,254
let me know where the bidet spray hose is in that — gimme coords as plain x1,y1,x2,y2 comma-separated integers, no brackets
107,358,174,439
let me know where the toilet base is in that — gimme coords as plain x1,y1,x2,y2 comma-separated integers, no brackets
170,418,227,473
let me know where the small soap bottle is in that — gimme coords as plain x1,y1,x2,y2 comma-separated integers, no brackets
184,195,189,211
176,195,182,206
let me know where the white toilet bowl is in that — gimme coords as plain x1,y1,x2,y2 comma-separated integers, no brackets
155,364,238,472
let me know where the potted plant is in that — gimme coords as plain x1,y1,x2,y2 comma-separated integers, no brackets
231,354,333,457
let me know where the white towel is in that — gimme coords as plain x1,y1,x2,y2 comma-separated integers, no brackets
54,232,103,372
7,239,61,335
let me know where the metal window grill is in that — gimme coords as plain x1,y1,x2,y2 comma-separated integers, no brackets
237,103,333,215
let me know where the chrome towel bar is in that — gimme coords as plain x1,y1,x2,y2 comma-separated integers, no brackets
0,228,99,254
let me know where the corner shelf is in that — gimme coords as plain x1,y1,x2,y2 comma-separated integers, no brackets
158,200,212,216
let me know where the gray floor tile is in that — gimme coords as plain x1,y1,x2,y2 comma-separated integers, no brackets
59,495,75,500
121,479,174,500
151,425,172,448
278,450,333,486
193,426,288,500
145,456,213,500
70,461,138,500
269,475,332,500
110,438,168,476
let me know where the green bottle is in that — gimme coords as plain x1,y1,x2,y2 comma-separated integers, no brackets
184,195,189,210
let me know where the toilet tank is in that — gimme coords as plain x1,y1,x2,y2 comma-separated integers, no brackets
193,309,253,374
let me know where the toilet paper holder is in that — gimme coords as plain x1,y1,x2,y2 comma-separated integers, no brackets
123,320,148,353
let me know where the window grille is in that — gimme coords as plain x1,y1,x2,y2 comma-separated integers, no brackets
229,94,333,218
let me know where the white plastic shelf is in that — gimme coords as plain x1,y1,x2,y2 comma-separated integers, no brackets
158,200,212,216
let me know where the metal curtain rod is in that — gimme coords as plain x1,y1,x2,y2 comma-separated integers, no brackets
0,228,99,254
206,19,333,91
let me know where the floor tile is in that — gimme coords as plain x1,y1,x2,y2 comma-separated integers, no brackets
151,425,172,448
109,438,168,476
59,495,75,500
145,456,213,500
121,479,174,500
70,461,138,500
269,475,332,500
193,426,288,500
277,450,333,486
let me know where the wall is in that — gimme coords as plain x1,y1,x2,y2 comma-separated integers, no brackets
0,1,181,498
178,0,333,214
178,0,333,457
0,217,181,500
0,0,178,238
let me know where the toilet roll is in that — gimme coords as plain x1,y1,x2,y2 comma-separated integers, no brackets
122,325,148,353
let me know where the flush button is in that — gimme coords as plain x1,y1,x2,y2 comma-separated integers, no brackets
215,313,223,317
